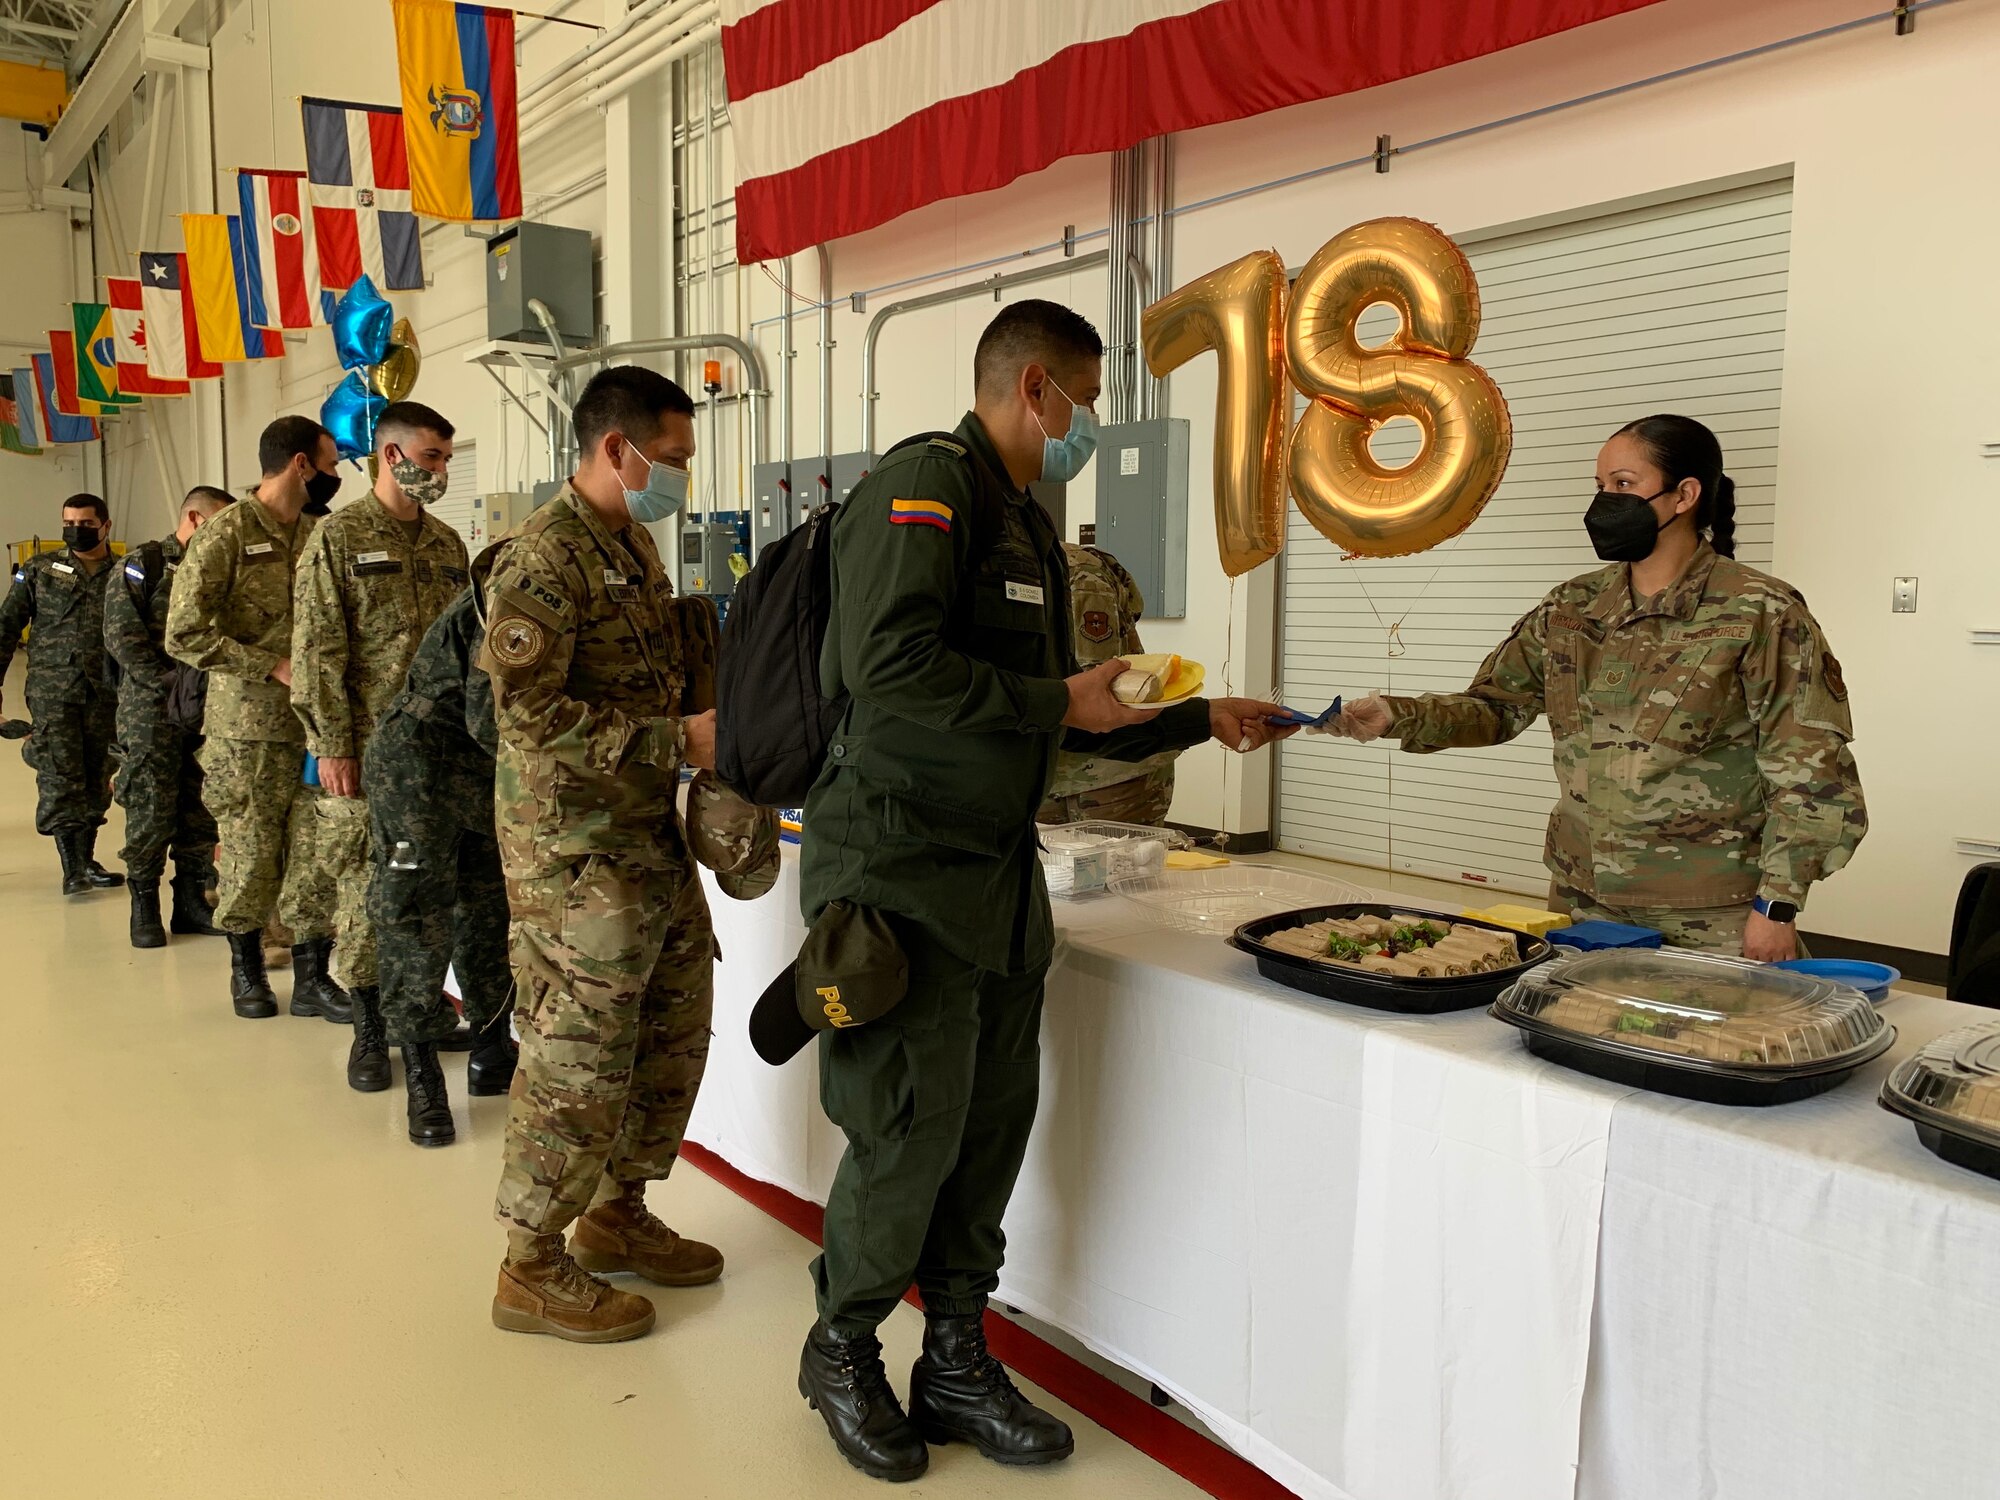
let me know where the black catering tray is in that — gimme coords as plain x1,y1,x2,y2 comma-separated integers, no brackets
1508,1025,1887,1107
1229,904,1552,1015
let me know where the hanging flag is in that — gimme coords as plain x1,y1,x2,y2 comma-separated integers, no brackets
71,303,139,406
0,372,43,455
236,168,333,329
106,277,191,396
180,214,288,364
28,354,99,443
302,97,426,292
138,252,224,381
47,331,115,417
392,0,522,223
10,368,42,449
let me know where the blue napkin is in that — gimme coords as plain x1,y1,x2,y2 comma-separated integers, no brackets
1265,697,1342,729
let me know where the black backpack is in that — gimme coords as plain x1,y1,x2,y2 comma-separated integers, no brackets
715,432,993,808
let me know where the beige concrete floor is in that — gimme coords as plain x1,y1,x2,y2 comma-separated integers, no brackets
0,739,1205,1500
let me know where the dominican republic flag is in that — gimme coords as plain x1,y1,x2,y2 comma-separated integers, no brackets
718,0,1671,263
237,169,333,329
28,354,98,443
105,277,191,396
138,252,225,382
302,97,426,292
391,0,523,223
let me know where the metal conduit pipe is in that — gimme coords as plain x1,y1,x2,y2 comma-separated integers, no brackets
1127,251,1153,423
860,250,1109,457
553,333,770,493
779,255,795,463
583,16,720,112
816,245,834,459
520,0,717,136
527,298,577,472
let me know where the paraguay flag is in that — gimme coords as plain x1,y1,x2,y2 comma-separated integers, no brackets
392,0,522,224
237,169,334,329
303,98,427,292
180,214,287,363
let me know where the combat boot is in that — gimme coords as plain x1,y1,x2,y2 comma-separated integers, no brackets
226,931,278,1019
289,939,353,1023
128,884,166,949
346,985,391,1092
169,867,223,936
75,827,124,889
492,1236,656,1343
572,1185,723,1286
908,1313,1074,1466
401,1043,455,1147
54,831,90,895
799,1321,930,1483
465,1027,519,1097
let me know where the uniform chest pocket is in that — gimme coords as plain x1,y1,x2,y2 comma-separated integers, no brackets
1626,644,1743,754
350,556,404,579
242,545,283,567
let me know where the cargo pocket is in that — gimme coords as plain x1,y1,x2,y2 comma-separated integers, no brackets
884,795,1005,857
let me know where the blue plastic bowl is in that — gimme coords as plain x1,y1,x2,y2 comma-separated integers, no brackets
1771,958,1900,1003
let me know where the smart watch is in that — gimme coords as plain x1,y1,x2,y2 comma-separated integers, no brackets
1754,896,1799,925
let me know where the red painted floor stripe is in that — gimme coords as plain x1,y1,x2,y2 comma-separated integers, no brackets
681,1140,1300,1500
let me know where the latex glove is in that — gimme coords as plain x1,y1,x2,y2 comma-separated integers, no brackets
1339,695,1396,744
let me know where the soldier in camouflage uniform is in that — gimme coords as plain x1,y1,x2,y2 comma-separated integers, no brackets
291,403,469,1107
364,541,514,1147
1342,416,1866,957
483,367,731,1345
1038,541,1180,827
103,486,234,948
0,494,127,894
166,416,349,1022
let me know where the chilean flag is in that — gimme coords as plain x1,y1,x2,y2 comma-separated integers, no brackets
137,252,224,382
106,277,191,396
302,97,426,292
237,168,334,329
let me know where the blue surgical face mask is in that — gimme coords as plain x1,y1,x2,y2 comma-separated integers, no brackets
1034,377,1098,484
616,438,690,523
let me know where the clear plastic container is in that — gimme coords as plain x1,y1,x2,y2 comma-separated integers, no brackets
1493,948,1894,1103
1111,865,1371,936
1881,1021,2000,1179
1038,822,1191,899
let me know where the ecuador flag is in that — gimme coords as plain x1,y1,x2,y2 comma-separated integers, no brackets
393,0,522,223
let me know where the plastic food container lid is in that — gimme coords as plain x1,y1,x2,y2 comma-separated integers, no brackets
1882,1021,2000,1150
1494,947,1892,1078
1547,921,1665,951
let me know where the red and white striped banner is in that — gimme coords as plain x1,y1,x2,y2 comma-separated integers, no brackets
720,0,1669,264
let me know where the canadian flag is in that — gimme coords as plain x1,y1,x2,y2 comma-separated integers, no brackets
106,277,191,396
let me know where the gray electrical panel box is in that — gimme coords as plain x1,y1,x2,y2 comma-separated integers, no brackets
751,461,797,558
1094,419,1190,620
487,222,596,346
679,523,739,599
827,451,875,507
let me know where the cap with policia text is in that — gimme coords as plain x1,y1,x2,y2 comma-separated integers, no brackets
749,900,909,1066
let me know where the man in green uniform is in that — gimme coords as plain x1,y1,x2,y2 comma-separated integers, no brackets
103,485,233,947
483,366,733,1345
166,416,349,1023
0,493,127,894
797,300,1291,1481
365,542,516,1147
292,402,469,1106
1037,539,1180,827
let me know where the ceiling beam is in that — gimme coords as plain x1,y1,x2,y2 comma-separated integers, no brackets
39,0,199,185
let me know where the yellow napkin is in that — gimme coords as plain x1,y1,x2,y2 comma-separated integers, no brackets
1165,850,1230,871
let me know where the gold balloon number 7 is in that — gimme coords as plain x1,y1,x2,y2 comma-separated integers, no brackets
1143,218,1512,574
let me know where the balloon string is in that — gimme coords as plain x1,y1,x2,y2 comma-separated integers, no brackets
1216,573,1237,854
1346,534,1463,659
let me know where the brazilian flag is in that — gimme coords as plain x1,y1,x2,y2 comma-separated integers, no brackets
71,303,138,406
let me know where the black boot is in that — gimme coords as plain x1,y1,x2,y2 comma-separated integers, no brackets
76,827,124,889
466,1027,519,1097
128,883,166,949
227,932,278,1019
169,867,224,936
402,1043,456,1147
54,831,89,896
799,1321,929,1483
346,985,391,1092
290,939,353,1023
908,1313,1074,1467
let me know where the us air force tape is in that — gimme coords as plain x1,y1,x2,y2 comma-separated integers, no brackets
748,900,909,1066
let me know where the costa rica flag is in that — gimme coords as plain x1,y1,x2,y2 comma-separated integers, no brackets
392,0,522,223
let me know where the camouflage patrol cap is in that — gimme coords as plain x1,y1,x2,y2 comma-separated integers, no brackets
749,901,909,1066
687,770,780,902
0,717,28,740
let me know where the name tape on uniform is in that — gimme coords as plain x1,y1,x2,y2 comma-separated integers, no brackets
51,561,74,574
245,542,276,556
1005,580,1046,607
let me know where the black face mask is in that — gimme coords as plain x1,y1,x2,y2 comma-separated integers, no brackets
1584,489,1670,563
63,523,101,551
303,467,342,514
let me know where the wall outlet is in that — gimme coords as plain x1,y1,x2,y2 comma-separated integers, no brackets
1893,577,1919,614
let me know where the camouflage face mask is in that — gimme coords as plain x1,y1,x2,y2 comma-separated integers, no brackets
391,455,449,508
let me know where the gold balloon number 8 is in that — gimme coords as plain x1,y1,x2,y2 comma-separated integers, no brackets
1143,218,1512,574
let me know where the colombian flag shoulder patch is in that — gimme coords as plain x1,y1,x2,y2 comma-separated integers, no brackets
888,497,953,534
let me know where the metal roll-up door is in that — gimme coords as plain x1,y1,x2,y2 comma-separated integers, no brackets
1277,175,1792,894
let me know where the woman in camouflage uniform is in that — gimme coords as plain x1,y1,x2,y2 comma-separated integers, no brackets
1342,415,1866,960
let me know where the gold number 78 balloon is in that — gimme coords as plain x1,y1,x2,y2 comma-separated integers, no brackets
1143,218,1512,572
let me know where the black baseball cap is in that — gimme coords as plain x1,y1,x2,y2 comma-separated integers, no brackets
749,901,909,1066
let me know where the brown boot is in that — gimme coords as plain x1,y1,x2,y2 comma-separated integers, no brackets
572,1186,724,1287
492,1236,656,1343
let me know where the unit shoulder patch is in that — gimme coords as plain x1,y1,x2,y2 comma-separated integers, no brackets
487,616,549,671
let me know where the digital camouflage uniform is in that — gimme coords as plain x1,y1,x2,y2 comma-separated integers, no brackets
103,535,216,886
364,543,510,1046
165,498,333,940
1384,544,1867,950
292,494,468,990
482,485,716,1238
803,414,1210,1336
1037,542,1178,827
0,547,119,836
